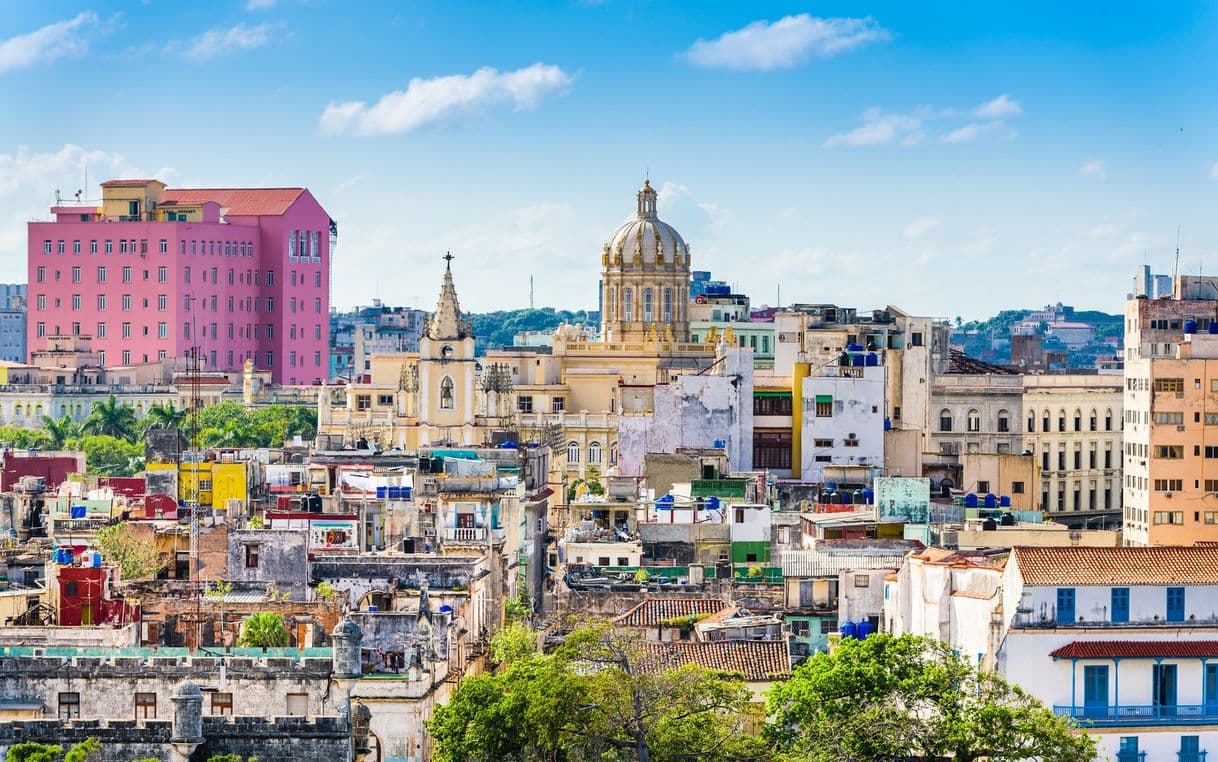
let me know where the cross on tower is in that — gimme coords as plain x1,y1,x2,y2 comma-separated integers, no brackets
443,251,454,270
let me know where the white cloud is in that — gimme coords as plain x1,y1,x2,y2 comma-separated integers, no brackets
655,182,727,233
824,108,922,147
972,94,1021,119
0,12,102,74
682,13,890,71
827,97,1021,148
938,120,1017,144
1079,159,1108,179
903,216,941,240
0,144,134,195
167,23,274,62
1208,162,1218,179
320,63,573,137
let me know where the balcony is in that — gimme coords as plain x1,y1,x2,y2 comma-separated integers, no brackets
1180,752,1208,762
1055,704,1218,727
1116,754,1146,762
443,526,488,542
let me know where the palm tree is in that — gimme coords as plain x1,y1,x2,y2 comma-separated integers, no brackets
82,395,139,441
39,414,81,449
237,611,290,648
143,402,185,431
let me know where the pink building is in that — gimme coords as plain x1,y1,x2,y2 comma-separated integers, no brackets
27,179,333,384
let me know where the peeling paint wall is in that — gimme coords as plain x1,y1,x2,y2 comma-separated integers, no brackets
800,367,885,483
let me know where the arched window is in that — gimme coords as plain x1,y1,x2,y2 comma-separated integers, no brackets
1105,408,1114,431
1089,408,1098,432
939,409,952,432
1058,409,1067,432
1073,408,1083,432
439,376,455,410
643,289,654,322
623,289,635,322
588,442,602,464
606,287,616,322
1026,409,1036,433
663,288,673,323
567,441,581,463
967,409,981,433
997,409,1010,433
13,404,22,419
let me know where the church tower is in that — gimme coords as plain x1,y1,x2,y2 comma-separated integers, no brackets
418,255,477,444
599,180,692,343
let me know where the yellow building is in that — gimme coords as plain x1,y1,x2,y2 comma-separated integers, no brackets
145,459,250,512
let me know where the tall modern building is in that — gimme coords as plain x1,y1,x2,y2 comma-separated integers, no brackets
27,179,334,384
0,284,27,363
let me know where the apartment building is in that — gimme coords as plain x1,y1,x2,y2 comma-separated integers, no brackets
28,179,334,384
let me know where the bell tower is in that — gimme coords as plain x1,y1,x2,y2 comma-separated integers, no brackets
418,254,477,444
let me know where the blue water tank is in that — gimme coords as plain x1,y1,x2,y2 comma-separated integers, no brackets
999,495,1012,508
705,496,721,512
840,621,858,639
964,493,978,508
713,439,726,449
656,494,675,509
91,552,102,568
387,487,402,500
375,486,387,499
847,343,865,352
1186,320,1199,335
863,488,874,504
984,493,998,508
834,492,848,505
884,417,892,431
857,620,875,639
852,353,866,366
401,487,412,500
70,505,86,519
439,604,453,614
1209,322,1218,335
865,352,879,366
497,440,518,448
368,605,379,612
826,482,838,492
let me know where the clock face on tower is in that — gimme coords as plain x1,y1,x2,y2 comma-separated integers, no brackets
441,344,454,359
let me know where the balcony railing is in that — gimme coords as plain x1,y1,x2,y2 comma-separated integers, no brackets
1117,753,1146,762
1055,704,1218,727
1180,751,1208,762
443,526,488,542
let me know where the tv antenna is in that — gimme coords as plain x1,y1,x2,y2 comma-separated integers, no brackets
529,274,534,309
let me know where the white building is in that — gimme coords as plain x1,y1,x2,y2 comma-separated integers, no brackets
999,546,1218,762
798,363,885,483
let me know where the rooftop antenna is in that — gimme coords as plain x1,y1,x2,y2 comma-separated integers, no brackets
1173,226,1182,283
529,274,534,309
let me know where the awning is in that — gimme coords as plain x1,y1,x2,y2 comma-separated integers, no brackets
1050,641,1218,659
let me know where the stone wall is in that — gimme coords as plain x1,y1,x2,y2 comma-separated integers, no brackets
226,528,309,599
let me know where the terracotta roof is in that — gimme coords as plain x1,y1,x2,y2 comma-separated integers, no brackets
100,179,164,188
1051,641,1218,659
614,597,729,627
1013,546,1218,586
641,640,791,681
161,187,306,217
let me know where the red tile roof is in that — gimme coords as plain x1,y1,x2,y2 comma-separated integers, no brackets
641,640,791,681
1051,641,1218,659
614,597,729,627
1013,546,1218,586
161,187,305,217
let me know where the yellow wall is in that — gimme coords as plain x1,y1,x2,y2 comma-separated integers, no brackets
150,461,247,511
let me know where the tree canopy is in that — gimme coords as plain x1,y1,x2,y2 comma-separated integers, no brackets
429,623,768,762
765,634,1097,762
469,308,596,353
94,522,165,580
237,611,290,648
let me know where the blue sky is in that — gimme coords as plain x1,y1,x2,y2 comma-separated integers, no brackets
2,2,1218,319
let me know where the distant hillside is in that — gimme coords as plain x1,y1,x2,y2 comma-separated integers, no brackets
470,308,596,352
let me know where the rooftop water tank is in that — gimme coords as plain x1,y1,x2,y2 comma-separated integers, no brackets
1209,322,1218,335
852,353,866,367
984,493,998,508
1186,319,1199,335
863,488,875,504
865,352,879,366
857,620,875,639
840,621,858,639
964,493,978,508
847,343,865,352
999,495,1011,508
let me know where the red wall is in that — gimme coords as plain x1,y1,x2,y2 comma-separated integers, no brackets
57,566,138,627
1,453,84,491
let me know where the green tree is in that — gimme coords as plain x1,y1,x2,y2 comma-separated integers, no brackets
62,738,101,762
94,521,165,580
78,434,144,476
237,611,290,648
82,395,138,440
143,401,185,431
0,425,51,450
39,415,81,449
430,623,767,762
491,622,537,666
205,755,257,762
5,743,61,762
765,634,1097,762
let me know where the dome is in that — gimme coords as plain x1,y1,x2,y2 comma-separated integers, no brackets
605,180,689,267
332,615,363,639
173,680,202,699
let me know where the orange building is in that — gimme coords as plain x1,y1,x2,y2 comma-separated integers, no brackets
1123,331,1218,545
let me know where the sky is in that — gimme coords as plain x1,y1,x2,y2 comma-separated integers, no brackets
2,2,1218,320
